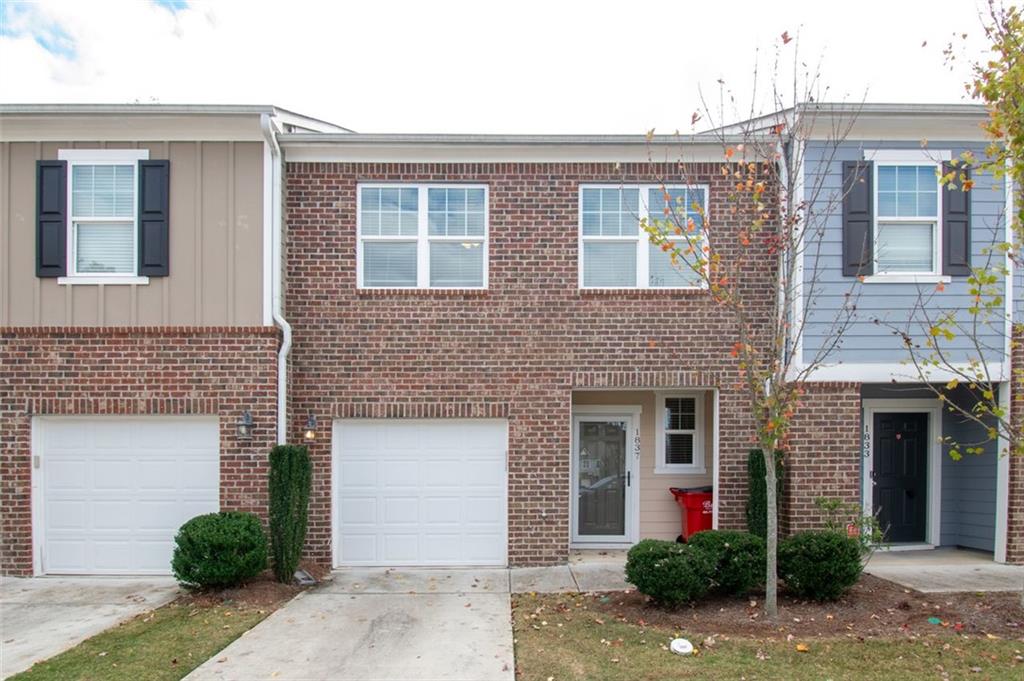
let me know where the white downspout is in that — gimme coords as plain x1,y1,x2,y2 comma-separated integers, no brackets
261,113,292,445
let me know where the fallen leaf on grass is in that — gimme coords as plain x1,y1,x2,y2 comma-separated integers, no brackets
796,643,810,653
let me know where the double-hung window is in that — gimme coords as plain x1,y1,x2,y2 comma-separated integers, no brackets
579,185,707,289
358,184,488,289
59,149,149,280
874,163,941,275
655,393,705,474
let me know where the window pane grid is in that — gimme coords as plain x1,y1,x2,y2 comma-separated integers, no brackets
71,164,135,219
581,188,640,236
359,185,487,288
877,165,938,218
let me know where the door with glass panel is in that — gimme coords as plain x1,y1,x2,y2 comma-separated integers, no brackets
571,413,637,544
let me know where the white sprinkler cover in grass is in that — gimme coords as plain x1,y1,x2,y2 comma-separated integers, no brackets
670,638,694,656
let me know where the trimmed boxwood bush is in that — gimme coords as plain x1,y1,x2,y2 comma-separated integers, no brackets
268,444,312,583
171,512,267,589
779,530,863,601
746,449,783,539
687,529,765,595
625,539,714,606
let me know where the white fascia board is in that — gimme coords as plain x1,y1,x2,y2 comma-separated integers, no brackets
793,362,1007,383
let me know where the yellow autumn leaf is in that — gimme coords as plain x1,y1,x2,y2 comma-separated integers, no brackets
795,643,810,652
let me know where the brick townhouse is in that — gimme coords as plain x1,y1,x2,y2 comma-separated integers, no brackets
1,103,1020,576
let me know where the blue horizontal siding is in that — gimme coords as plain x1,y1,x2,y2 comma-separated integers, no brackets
940,399,997,552
801,140,1008,366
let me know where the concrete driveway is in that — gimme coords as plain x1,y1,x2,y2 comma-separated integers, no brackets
1,575,179,679
866,548,1024,593
185,568,514,681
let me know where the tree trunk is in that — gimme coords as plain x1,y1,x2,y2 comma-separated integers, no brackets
763,446,779,619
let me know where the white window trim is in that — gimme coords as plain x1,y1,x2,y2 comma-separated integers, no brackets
356,183,489,290
577,184,709,290
57,148,149,284
866,150,951,281
654,391,706,474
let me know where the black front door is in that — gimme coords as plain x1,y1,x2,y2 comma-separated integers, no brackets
873,412,928,543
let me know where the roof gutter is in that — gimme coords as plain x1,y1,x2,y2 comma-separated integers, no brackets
261,113,291,445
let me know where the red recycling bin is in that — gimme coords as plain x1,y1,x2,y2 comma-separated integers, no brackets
669,486,714,542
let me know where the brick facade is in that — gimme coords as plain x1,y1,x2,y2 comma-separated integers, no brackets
0,326,279,576
285,161,771,567
781,382,862,535
1008,326,1024,564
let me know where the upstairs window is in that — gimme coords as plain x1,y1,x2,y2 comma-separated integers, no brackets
358,184,488,289
874,164,940,275
579,185,706,289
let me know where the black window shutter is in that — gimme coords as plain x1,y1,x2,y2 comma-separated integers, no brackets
842,160,873,277
942,162,971,276
36,160,67,277
138,160,170,277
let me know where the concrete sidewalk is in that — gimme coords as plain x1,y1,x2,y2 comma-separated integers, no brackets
0,575,179,679
866,548,1024,593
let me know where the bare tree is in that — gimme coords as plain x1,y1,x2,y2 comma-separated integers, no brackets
642,35,869,618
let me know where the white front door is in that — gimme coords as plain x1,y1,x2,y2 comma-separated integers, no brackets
34,416,220,575
333,419,508,567
571,410,639,545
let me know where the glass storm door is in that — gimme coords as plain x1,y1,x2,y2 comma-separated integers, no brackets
572,414,636,544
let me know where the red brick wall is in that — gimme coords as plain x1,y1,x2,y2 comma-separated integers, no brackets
285,162,772,567
1008,326,1024,564
781,382,862,535
0,326,279,576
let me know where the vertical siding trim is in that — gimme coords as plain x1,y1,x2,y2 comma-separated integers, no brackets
1,142,9,324
33,142,41,325
227,141,236,325
194,141,203,324
161,141,170,324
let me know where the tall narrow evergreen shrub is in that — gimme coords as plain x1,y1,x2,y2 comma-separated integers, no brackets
746,449,783,539
268,444,312,583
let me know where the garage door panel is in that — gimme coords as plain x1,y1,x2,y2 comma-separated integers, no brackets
423,496,460,524
335,419,507,567
93,459,135,490
340,460,377,487
382,534,419,562
39,417,219,575
383,496,419,524
380,461,420,486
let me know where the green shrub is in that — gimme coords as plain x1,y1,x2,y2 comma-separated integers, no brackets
779,530,863,601
746,449,783,539
625,539,714,606
268,444,313,584
687,529,766,595
171,512,267,589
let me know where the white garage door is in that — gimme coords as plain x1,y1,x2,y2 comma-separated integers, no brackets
334,419,507,567
35,417,219,575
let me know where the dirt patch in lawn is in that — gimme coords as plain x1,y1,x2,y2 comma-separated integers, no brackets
557,575,1024,640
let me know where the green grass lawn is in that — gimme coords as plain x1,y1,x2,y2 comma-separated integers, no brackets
10,600,271,681
513,594,1024,681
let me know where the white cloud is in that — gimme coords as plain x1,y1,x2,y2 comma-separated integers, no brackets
0,0,991,133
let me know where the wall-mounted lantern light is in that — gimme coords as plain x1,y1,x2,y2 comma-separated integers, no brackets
237,410,254,440
304,413,318,441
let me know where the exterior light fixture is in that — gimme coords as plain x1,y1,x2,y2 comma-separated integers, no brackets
237,410,254,439
304,413,318,441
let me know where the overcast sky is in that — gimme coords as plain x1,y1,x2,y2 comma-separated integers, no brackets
0,0,992,133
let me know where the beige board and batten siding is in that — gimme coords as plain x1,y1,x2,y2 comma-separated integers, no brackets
571,390,715,542
0,140,264,326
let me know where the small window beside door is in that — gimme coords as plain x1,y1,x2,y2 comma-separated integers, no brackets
656,394,705,474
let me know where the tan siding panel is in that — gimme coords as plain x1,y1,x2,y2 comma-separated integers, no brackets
1,139,265,326
572,390,716,543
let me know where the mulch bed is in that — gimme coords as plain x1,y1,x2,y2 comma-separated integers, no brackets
180,561,332,609
570,575,1024,640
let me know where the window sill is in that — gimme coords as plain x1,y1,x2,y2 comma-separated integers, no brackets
57,276,150,286
356,288,489,297
654,466,707,476
860,274,951,285
578,287,706,297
